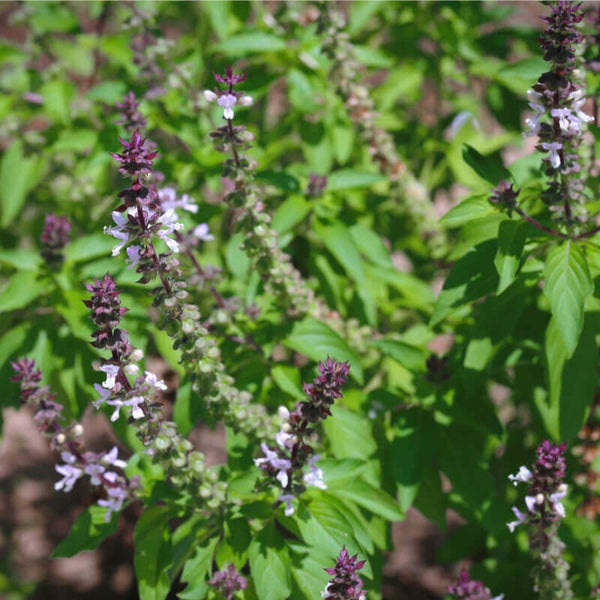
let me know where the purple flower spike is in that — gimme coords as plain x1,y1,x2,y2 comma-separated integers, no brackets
208,564,248,600
213,65,247,87
448,569,503,600
111,130,158,177
116,91,147,131
322,546,366,600
40,214,71,267
302,357,350,421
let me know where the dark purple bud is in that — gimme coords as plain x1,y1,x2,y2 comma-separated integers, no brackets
40,214,71,266
111,130,158,177
208,564,247,600
448,569,500,600
115,91,147,131
307,174,327,197
489,179,519,214
213,65,247,87
323,546,366,600
425,354,450,384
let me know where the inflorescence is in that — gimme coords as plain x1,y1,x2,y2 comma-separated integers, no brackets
255,357,350,516
322,546,366,600
507,440,572,599
448,569,503,600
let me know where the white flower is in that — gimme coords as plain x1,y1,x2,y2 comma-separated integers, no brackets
145,370,167,390
100,364,120,390
508,465,533,485
217,93,237,120
203,90,218,102
125,396,145,419
106,398,125,422
541,141,562,168
525,495,538,513
304,455,327,490
550,484,568,518
507,506,526,532
238,95,254,107
279,493,295,516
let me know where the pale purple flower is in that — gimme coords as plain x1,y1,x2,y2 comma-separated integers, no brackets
103,446,127,469
100,364,120,389
106,397,125,421
279,493,295,516
105,211,131,255
158,187,198,214
275,429,293,449
508,465,533,485
304,455,327,490
541,141,562,168
23,92,44,104
507,506,527,532
55,463,83,492
217,93,237,120
98,475,128,521
144,371,167,391
126,245,143,268
125,396,145,419
525,495,539,513
254,442,291,487
93,383,112,408
84,462,106,486
191,223,214,241
156,208,183,252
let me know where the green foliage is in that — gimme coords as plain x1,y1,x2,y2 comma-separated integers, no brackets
2,2,600,600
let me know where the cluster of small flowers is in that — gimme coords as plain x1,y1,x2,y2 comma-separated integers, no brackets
40,213,71,267
507,440,573,599
84,274,167,425
448,569,503,600
204,66,316,315
84,273,228,507
208,564,248,600
255,358,350,516
526,0,593,226
11,358,136,522
322,546,366,600
316,4,443,255
108,130,183,289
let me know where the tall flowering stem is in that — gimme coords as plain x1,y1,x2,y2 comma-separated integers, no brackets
525,1,593,230
322,546,366,600
109,122,274,440
204,66,316,315
11,358,136,522
448,569,504,600
507,440,572,599
317,4,444,255
84,273,227,509
255,358,349,515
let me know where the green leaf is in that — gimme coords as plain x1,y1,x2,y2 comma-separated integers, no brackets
248,521,291,600
369,339,427,372
256,170,301,193
326,169,386,191
0,271,49,313
333,478,403,521
431,240,498,326
543,240,593,356
51,506,119,558
462,144,511,186
271,364,305,400
284,318,363,384
215,32,286,55
545,317,598,441
64,233,115,263
349,223,393,268
178,535,218,600
315,222,365,285
494,220,527,293
287,68,318,112
134,506,173,600
494,56,547,94
271,194,310,234
0,248,41,271
0,141,42,227
322,406,376,459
